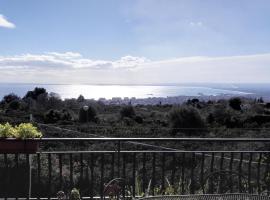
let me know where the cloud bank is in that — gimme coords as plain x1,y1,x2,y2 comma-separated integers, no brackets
0,52,270,84
0,14,15,29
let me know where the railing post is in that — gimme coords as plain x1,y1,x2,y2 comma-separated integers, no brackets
117,141,121,178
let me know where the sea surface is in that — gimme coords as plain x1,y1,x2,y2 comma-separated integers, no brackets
0,83,269,100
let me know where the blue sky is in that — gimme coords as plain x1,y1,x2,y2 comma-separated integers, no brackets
0,0,270,84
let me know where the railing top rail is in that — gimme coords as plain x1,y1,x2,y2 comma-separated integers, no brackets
2,137,270,142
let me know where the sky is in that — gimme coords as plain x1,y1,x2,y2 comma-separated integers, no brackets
0,0,270,84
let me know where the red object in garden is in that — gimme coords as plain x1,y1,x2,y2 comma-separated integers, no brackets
0,139,39,153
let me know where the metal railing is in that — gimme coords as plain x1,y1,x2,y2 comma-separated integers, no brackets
1,138,270,199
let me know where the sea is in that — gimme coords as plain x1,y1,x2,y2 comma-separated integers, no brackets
0,83,269,100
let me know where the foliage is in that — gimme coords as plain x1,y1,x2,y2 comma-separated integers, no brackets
0,123,17,138
70,188,81,200
24,87,47,100
2,93,20,104
8,100,21,110
229,97,242,110
0,123,42,138
169,106,205,135
78,105,97,123
120,106,135,119
15,123,42,139
77,95,85,102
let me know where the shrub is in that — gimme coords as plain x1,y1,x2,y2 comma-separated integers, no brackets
0,123,42,138
120,106,135,118
77,95,85,102
134,115,143,124
24,87,47,100
229,97,242,110
169,106,205,135
8,100,21,110
0,123,17,138
79,105,97,123
44,109,62,123
70,188,80,200
2,93,20,104
15,123,42,139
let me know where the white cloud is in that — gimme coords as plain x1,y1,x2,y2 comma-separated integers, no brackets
0,52,148,70
0,14,15,29
0,52,270,84
189,21,203,27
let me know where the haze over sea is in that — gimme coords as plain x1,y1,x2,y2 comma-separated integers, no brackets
0,83,269,100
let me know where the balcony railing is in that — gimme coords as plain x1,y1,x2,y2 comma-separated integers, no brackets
1,138,270,199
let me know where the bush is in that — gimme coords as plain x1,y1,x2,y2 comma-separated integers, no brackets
15,123,42,139
169,106,205,135
79,105,97,123
2,93,20,104
229,97,242,110
24,87,47,100
134,115,143,124
70,188,80,200
0,123,17,138
8,100,21,110
44,109,62,123
0,123,42,138
120,106,135,118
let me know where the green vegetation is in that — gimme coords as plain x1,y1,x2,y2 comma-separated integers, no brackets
70,188,81,200
0,122,42,138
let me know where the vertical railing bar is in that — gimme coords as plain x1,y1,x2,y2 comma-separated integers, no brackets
266,153,270,195
100,154,104,199
161,152,165,194
117,141,121,178
248,152,253,194
142,153,146,194
48,154,52,200
122,153,126,199
80,153,84,190
132,152,136,197
58,154,63,191
26,154,30,200
218,152,224,194
4,154,8,200
181,152,186,194
171,153,176,187
238,152,243,193
69,153,73,189
190,152,195,194
200,153,205,193
111,153,115,180
229,152,234,193
257,153,262,194
90,154,94,200
37,153,41,200
15,154,19,200
209,152,214,194
151,153,156,195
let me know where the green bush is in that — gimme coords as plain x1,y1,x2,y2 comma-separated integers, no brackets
70,188,81,200
2,93,20,104
120,106,135,118
0,123,42,138
15,123,42,139
79,105,97,123
169,106,205,135
0,123,17,138
229,97,242,110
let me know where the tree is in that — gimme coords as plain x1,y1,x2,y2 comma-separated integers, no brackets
169,106,205,135
229,97,242,111
120,106,135,119
2,93,20,104
79,105,97,123
24,87,47,100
